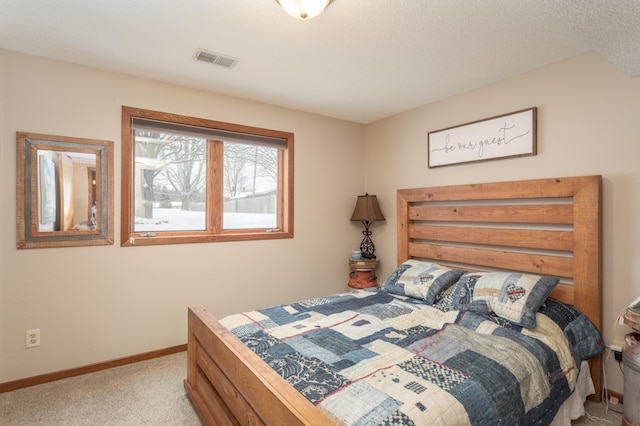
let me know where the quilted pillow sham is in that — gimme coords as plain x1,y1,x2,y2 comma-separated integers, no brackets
539,298,605,365
452,271,559,328
381,260,466,304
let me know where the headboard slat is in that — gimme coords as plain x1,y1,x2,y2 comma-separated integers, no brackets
399,175,599,202
409,225,573,251
408,243,574,277
409,204,574,224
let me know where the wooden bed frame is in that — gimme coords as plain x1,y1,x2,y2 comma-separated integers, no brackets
185,175,602,425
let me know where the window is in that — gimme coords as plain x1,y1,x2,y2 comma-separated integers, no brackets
121,106,293,246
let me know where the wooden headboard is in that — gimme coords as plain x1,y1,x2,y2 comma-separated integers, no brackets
397,175,602,400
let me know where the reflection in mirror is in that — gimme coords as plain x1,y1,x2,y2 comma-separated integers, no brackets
16,132,114,249
37,150,97,231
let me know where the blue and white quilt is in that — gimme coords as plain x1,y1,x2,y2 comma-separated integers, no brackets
220,289,603,425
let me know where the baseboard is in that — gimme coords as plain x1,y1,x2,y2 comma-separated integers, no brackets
604,388,624,403
587,388,623,404
0,344,186,393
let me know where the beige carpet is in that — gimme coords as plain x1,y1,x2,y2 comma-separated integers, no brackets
0,351,626,425
0,352,200,425
574,399,625,425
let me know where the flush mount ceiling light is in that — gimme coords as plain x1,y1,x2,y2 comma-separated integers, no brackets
275,0,333,20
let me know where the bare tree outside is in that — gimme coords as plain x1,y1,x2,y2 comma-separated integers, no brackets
223,143,254,197
134,131,279,232
135,132,206,214
224,143,278,197
161,137,206,211
135,131,171,217
222,142,279,229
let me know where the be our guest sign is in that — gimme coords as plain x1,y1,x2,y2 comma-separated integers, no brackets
428,107,537,168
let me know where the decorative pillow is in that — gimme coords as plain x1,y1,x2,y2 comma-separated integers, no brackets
452,271,559,328
381,260,466,304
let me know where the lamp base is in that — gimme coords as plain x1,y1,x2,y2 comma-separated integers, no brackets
359,221,377,259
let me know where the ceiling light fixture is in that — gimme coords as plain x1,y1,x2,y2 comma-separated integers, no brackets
275,0,333,20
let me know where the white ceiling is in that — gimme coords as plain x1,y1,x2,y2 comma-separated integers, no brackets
1,0,639,124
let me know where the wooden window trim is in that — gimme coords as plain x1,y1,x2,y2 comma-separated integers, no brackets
121,106,294,247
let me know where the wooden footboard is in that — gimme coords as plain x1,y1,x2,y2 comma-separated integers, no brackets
184,305,332,425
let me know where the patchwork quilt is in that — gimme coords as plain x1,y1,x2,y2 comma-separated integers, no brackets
220,289,603,425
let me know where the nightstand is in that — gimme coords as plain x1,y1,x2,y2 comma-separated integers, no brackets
348,259,380,289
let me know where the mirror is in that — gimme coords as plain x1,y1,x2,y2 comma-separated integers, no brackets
16,132,114,249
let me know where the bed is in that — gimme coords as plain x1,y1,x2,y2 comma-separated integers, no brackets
185,175,603,425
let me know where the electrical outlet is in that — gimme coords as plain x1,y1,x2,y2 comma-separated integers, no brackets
26,329,40,348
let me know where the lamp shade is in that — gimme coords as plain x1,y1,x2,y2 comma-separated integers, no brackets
351,194,385,223
276,0,333,20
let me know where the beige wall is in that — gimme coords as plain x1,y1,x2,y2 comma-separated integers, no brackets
0,49,365,383
2,48,638,397
365,51,640,395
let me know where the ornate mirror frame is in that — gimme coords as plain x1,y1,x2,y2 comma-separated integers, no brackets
16,132,114,249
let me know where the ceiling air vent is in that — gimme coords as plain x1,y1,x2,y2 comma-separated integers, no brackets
193,48,239,69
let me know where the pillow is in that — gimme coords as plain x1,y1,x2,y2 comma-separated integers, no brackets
381,260,466,304
452,271,559,328
538,298,605,364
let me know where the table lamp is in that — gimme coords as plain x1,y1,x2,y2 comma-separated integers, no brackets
350,193,385,259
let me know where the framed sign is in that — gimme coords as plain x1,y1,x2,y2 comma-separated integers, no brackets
428,107,537,168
